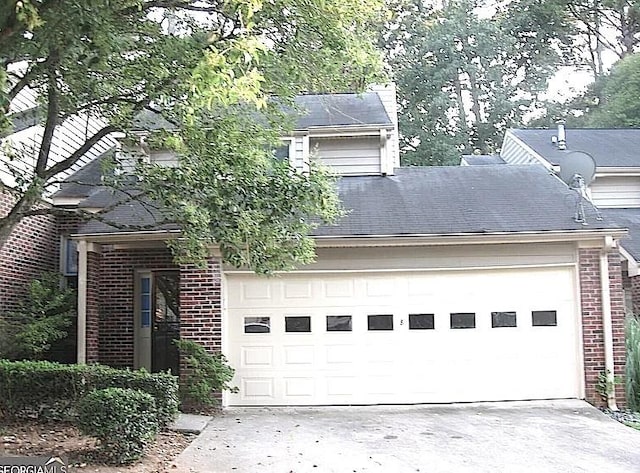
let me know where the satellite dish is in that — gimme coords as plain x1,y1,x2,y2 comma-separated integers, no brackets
559,151,596,188
556,151,601,224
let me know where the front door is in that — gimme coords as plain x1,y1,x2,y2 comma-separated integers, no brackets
152,271,180,374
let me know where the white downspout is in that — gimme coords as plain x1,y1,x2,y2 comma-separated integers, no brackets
600,236,618,410
77,239,87,365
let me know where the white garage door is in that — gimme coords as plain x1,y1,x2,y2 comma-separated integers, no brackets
225,267,581,406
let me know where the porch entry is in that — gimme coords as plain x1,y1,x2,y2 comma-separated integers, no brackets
135,270,180,374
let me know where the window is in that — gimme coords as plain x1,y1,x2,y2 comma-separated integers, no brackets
60,237,78,276
409,314,435,330
327,315,352,332
492,311,517,328
140,276,151,328
273,139,293,164
368,314,393,331
244,316,270,333
450,313,475,329
285,316,311,332
532,310,557,326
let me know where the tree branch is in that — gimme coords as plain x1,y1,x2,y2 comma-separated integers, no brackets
35,52,60,176
43,125,117,180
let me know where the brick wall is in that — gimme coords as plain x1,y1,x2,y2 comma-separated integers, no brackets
86,250,101,363
0,190,58,313
94,246,177,368
630,275,640,316
578,248,626,406
179,258,223,388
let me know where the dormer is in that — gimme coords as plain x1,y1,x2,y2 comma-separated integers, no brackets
287,84,400,176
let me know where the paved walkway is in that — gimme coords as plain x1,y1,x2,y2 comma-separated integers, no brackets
174,400,640,473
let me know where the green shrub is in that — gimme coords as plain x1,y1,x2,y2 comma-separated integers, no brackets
0,360,178,426
175,339,237,407
0,360,84,419
77,388,159,464
85,366,179,427
0,273,76,360
627,315,640,411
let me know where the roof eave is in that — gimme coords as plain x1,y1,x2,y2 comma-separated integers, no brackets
312,229,628,247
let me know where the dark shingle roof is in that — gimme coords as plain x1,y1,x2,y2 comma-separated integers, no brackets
129,93,392,133
53,151,114,199
600,208,640,260
72,165,622,236
294,93,392,129
511,128,640,168
313,165,619,237
461,155,506,165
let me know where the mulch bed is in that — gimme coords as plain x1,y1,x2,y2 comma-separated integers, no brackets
0,419,196,472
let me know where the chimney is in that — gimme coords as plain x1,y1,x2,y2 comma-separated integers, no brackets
557,120,566,150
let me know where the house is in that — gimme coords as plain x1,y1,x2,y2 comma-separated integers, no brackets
0,79,116,315
0,88,629,408
500,127,640,316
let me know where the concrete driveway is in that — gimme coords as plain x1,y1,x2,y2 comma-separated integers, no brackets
174,400,640,473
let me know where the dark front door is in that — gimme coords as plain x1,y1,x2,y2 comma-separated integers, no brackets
152,271,180,375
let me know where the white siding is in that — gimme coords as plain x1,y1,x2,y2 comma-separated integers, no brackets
500,132,539,165
2,86,117,193
310,136,381,176
590,176,640,208
369,84,400,169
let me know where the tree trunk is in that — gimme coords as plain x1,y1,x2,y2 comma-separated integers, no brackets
453,73,471,154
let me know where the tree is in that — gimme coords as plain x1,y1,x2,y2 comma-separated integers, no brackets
582,52,640,126
564,0,640,79
0,0,384,273
385,0,563,165
0,272,76,360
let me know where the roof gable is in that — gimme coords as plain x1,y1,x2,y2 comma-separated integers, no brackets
510,128,640,169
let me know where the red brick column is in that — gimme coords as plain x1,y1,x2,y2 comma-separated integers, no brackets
179,258,223,351
86,250,101,363
178,258,223,403
578,248,626,407
608,253,627,405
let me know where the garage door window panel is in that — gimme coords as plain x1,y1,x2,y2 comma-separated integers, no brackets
244,317,271,333
286,316,312,332
368,314,393,331
491,311,517,328
450,313,475,329
532,310,557,327
409,314,435,330
327,316,352,332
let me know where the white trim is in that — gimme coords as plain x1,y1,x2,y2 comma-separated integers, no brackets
618,245,640,277
304,124,395,134
312,230,628,248
600,248,618,410
221,272,230,408
596,168,640,176
76,240,87,365
572,254,586,400
223,261,577,275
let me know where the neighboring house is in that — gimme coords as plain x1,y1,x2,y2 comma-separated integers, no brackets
0,81,116,313
0,88,630,409
501,127,640,315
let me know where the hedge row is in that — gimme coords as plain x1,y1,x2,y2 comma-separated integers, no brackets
0,360,179,426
